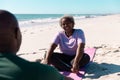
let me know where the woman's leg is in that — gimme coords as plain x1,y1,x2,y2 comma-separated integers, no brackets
50,53,74,71
79,53,90,67
71,53,90,68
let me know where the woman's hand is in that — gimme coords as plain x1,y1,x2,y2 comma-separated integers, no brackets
41,59,49,64
64,76,74,80
71,64,79,73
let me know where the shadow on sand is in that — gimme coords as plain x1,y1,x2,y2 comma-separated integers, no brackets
84,62,120,79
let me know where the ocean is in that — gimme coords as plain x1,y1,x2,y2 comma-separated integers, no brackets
14,14,105,27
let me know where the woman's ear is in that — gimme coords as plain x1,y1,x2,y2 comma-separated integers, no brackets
72,23,75,28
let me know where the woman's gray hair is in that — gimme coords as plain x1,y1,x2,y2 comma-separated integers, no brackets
59,15,75,26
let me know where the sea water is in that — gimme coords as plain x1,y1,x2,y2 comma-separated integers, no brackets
14,14,105,27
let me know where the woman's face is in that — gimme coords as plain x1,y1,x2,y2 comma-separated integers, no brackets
61,18,74,33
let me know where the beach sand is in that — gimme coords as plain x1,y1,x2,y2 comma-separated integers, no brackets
18,14,120,80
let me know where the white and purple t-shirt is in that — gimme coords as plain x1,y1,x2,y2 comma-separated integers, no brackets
53,29,85,56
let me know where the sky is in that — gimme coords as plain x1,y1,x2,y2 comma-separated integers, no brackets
0,0,120,14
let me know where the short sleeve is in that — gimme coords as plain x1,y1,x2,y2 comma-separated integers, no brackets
77,29,85,44
52,32,60,45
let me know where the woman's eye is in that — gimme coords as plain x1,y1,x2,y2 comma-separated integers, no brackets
62,23,71,25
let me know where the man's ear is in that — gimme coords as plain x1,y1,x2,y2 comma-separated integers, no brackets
14,27,22,51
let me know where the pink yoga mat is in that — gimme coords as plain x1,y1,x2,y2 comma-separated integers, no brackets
60,48,96,80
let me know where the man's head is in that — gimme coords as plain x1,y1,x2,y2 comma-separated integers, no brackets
0,10,22,54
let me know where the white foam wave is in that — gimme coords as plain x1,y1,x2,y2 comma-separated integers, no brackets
19,15,98,27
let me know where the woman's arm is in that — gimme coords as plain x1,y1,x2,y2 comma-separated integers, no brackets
42,43,57,64
71,43,85,73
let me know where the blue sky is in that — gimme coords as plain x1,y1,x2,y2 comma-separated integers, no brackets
0,0,120,14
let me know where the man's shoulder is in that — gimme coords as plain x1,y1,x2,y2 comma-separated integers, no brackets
31,63,64,80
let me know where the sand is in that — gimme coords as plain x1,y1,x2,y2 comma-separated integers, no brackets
17,14,120,80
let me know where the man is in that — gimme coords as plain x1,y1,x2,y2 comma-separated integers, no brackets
0,10,72,80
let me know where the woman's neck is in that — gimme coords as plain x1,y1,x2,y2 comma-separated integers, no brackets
65,29,74,37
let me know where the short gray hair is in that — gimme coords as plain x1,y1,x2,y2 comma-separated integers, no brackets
59,15,75,26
